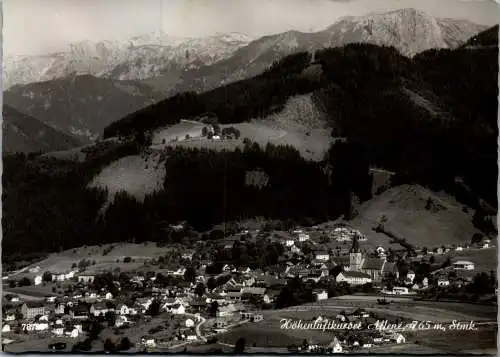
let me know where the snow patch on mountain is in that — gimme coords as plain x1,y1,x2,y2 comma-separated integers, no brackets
3,32,253,88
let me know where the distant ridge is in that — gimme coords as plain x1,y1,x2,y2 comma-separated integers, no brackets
2,105,82,154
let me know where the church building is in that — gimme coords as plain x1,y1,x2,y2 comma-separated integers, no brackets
347,235,399,283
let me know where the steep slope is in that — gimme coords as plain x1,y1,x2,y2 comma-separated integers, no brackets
3,74,165,143
172,9,485,93
460,24,499,48
350,184,481,250
2,105,82,154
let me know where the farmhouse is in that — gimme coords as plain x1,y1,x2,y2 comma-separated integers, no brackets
314,250,330,262
336,271,372,285
52,270,76,282
391,333,406,344
298,233,310,242
141,336,156,348
437,277,450,287
452,260,475,271
406,270,416,283
314,289,329,301
327,337,343,353
77,274,95,283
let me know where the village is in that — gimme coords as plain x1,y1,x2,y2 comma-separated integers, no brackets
1,221,497,353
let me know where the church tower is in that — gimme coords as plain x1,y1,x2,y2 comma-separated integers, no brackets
349,235,363,271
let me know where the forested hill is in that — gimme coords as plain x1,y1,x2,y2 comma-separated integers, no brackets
3,27,497,260
104,26,498,205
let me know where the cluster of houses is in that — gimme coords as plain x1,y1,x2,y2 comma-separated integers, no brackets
2,221,493,352
291,309,407,353
329,227,368,243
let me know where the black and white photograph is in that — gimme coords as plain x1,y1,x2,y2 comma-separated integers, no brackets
1,0,499,354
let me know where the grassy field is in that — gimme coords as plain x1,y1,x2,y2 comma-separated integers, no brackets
4,283,61,297
2,335,85,353
88,152,166,203
100,312,188,347
347,184,481,251
218,322,300,347
215,295,497,353
151,120,206,145
15,242,176,275
150,94,333,161
154,121,332,162
450,247,498,273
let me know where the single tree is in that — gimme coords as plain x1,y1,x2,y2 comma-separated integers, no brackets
104,338,116,353
42,271,53,282
194,282,206,297
146,299,161,317
184,266,197,283
234,337,246,353
209,301,219,317
118,337,132,351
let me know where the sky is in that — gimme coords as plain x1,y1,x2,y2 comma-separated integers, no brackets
2,0,499,55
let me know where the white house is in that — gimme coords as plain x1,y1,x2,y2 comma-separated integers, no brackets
141,336,156,348
285,239,295,247
385,286,410,295
455,245,464,251
406,271,415,283
315,251,330,262
336,271,372,285
116,304,130,316
452,260,475,271
314,290,329,301
169,304,185,315
327,337,343,353
4,314,15,322
78,275,95,283
52,325,64,336
70,328,80,338
298,233,310,242
391,333,406,344
34,275,43,286
115,315,130,328
52,270,77,282
437,278,450,287
172,268,187,276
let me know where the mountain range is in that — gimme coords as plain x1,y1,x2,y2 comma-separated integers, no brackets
3,32,253,89
2,8,490,152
